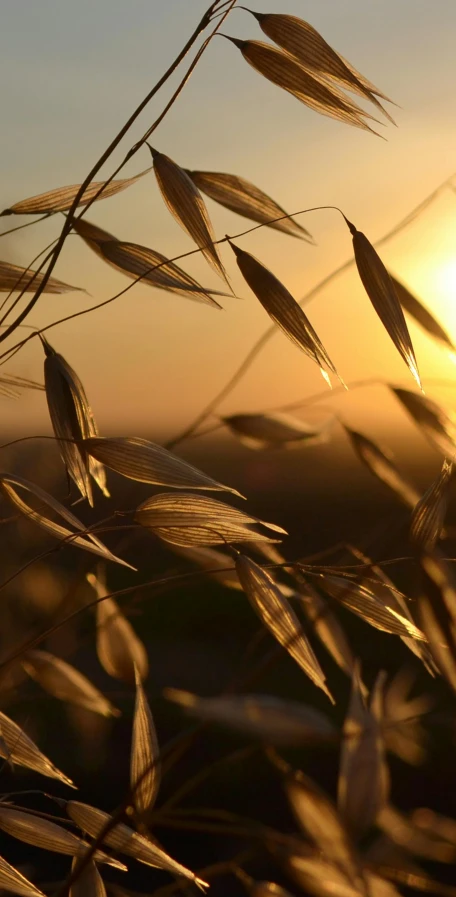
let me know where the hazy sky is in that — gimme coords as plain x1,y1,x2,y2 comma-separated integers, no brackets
1,0,456,441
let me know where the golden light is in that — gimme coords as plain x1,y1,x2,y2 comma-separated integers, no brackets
433,255,456,299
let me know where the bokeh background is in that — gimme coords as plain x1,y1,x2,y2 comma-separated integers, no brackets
1,4,456,895
1,0,456,443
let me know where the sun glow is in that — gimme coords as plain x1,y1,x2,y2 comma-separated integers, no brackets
433,255,456,299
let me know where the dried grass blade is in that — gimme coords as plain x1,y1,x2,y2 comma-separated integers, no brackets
82,436,242,496
338,668,390,836
72,218,224,307
0,709,74,787
0,807,124,868
0,260,83,294
223,412,333,449
0,854,47,897
235,555,333,701
70,858,107,897
318,574,426,640
391,275,456,352
165,688,335,746
131,667,160,815
410,459,453,551
2,169,151,215
0,472,134,569
391,388,456,458
346,220,421,388
22,649,120,718
285,770,364,889
66,801,208,885
87,573,149,686
246,12,394,121
226,38,379,131
135,492,287,547
187,169,313,240
344,426,420,508
150,148,228,283
229,241,341,386
43,337,108,506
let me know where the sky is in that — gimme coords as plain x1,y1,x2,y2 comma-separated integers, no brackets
1,0,456,444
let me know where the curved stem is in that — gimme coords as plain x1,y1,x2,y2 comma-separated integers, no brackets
0,2,233,348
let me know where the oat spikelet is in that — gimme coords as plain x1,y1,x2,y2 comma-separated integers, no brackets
66,801,208,886
223,412,333,450
22,649,120,718
391,387,456,458
135,492,287,547
72,217,224,306
0,709,74,787
150,147,228,284
285,769,365,890
0,853,47,897
338,668,390,836
82,436,243,496
2,168,151,215
296,580,357,681
344,426,420,508
187,169,313,240
345,220,421,389
88,572,149,686
225,37,379,132
42,337,108,506
318,575,426,640
0,472,132,568
165,688,335,746
410,459,453,552
70,858,107,897
0,260,83,294
391,274,456,353
243,11,394,122
229,241,342,387
235,554,333,702
0,807,125,869
131,666,160,815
